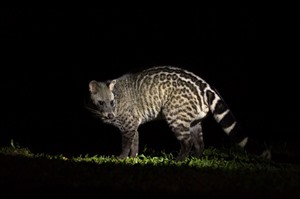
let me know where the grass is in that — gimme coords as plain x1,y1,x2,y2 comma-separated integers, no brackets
0,144,299,198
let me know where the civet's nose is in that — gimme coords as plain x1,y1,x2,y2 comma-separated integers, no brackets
107,113,114,119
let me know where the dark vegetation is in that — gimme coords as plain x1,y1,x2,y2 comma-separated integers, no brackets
0,143,299,199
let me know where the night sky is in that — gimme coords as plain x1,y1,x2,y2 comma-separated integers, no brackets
0,8,298,156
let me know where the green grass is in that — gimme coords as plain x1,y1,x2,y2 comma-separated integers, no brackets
0,145,299,198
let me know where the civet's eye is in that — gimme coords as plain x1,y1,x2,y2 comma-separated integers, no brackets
98,101,104,105
110,100,115,107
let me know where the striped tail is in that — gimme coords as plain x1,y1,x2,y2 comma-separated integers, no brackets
205,88,248,148
205,88,271,159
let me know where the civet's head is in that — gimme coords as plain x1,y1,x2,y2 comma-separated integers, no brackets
88,80,116,121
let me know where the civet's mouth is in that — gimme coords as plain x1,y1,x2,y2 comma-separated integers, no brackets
101,112,115,120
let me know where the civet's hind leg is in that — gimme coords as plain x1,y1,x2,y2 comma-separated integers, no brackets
190,121,205,158
130,133,139,157
170,123,193,161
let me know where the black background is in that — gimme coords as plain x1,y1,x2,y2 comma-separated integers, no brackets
0,8,298,157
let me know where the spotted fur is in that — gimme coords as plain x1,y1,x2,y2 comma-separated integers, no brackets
88,66,271,161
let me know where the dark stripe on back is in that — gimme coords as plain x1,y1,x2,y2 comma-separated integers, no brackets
142,66,199,83
142,66,176,76
196,80,207,95
206,90,215,106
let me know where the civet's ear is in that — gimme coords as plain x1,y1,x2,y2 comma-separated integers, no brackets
89,80,98,94
108,79,117,91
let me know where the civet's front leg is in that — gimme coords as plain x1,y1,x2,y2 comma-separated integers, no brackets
118,130,137,159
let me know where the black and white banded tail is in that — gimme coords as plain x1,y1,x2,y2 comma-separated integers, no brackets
206,88,271,159
206,89,248,147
